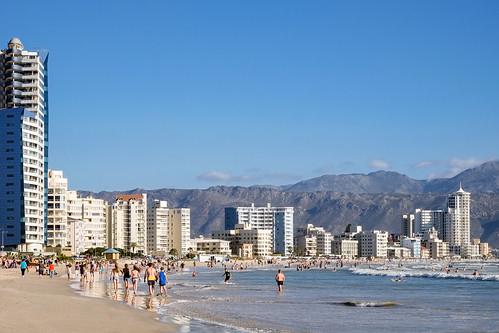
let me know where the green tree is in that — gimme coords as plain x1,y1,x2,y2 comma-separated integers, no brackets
169,248,178,258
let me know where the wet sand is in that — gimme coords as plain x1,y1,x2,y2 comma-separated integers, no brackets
0,268,175,333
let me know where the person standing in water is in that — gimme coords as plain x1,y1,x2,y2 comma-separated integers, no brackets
144,263,158,296
275,269,285,292
223,269,231,284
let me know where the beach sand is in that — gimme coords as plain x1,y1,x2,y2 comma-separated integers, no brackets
0,268,174,333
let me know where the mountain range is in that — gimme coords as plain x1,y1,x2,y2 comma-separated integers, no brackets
80,161,499,248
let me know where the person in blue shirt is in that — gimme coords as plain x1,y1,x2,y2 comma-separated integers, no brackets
20,259,28,277
158,267,168,296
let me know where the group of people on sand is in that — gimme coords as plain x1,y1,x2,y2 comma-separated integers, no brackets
110,261,169,296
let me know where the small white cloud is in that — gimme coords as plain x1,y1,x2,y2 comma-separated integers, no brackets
369,159,390,170
196,171,249,183
415,160,434,168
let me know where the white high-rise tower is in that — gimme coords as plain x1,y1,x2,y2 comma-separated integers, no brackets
444,183,471,254
0,37,48,253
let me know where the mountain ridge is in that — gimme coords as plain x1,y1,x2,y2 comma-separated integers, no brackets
78,161,499,248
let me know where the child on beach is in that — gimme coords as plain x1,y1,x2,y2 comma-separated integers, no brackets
158,267,168,296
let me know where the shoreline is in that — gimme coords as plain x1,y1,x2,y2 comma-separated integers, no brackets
0,268,175,333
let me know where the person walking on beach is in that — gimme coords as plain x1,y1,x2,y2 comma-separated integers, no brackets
275,269,285,292
123,263,131,290
20,259,28,277
158,267,168,296
38,261,45,278
131,265,140,295
111,264,121,290
144,263,158,296
49,261,55,278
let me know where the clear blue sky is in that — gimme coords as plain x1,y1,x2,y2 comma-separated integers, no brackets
3,1,499,191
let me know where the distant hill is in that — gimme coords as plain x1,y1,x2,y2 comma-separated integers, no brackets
282,161,499,194
283,171,425,193
80,161,499,248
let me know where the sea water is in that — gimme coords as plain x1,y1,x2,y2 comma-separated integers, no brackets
72,261,499,332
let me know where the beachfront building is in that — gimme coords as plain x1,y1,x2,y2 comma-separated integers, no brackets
168,208,191,256
225,203,294,255
401,237,421,258
331,239,358,259
356,230,388,258
47,170,68,247
401,213,414,237
0,38,49,253
190,237,231,256
295,234,317,256
387,246,411,258
413,209,445,237
429,239,449,259
67,218,85,255
110,194,147,254
147,200,169,256
213,223,273,258
67,191,109,252
444,185,471,256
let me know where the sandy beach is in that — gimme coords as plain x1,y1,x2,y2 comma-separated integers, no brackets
0,268,174,333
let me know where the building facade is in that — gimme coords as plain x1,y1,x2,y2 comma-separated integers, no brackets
47,170,68,247
414,209,445,237
0,38,49,253
331,239,358,259
147,200,169,255
190,237,231,256
444,185,471,255
225,203,293,255
401,213,414,237
213,223,273,258
356,230,388,258
111,194,147,254
400,237,421,258
168,208,191,256
295,224,331,256
66,190,109,253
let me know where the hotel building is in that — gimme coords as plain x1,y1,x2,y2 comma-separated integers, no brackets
0,38,49,253
213,223,273,258
356,230,388,258
444,185,471,255
47,170,68,247
147,200,169,255
225,203,293,255
110,194,147,254
168,208,191,256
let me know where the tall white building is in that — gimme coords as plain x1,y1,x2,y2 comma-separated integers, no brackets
47,170,68,247
66,190,109,252
414,209,445,237
356,230,388,258
444,185,471,255
147,200,169,255
168,208,191,256
111,194,147,254
225,203,294,255
0,37,49,253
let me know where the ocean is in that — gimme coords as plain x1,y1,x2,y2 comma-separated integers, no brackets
73,260,499,332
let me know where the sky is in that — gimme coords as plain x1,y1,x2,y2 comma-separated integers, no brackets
2,1,499,191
